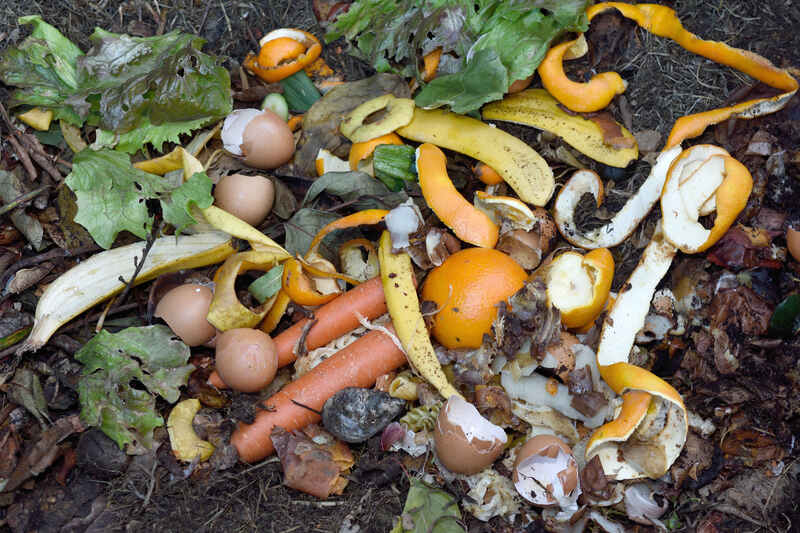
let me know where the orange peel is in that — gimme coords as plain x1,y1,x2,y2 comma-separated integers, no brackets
416,143,499,248
545,248,614,330
421,48,442,82
244,28,322,83
315,148,350,176
306,209,389,258
282,257,340,307
473,163,504,186
539,3,797,147
473,191,543,232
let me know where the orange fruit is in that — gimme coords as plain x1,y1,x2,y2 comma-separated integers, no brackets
421,248,527,349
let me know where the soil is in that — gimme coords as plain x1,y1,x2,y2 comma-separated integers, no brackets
1,1,800,533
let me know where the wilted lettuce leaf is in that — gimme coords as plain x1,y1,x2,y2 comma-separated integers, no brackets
64,149,214,248
94,116,212,153
0,17,231,153
76,325,194,452
390,478,464,533
284,208,341,257
0,16,84,124
328,0,590,113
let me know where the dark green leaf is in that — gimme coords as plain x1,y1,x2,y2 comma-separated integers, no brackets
303,171,409,210
284,208,341,257
769,293,800,337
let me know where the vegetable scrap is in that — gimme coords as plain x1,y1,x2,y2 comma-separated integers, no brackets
1,1,799,531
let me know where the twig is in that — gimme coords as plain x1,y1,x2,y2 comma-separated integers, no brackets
6,135,37,181
57,302,140,335
107,220,163,314
0,185,51,217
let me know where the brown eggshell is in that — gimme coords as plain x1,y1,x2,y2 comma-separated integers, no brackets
543,331,579,381
155,284,216,347
215,328,278,393
214,173,275,226
513,434,579,506
241,110,295,169
787,227,800,262
433,396,506,475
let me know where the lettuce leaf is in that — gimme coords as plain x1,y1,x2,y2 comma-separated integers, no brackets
327,0,590,113
64,149,214,248
0,17,231,153
76,325,194,452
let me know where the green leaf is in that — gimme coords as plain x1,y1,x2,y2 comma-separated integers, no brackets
0,19,231,150
160,171,214,234
284,208,342,257
248,265,285,303
769,293,800,337
65,149,167,248
0,16,84,124
392,478,464,533
75,325,194,452
328,0,589,114
415,49,508,113
303,171,409,210
95,116,214,153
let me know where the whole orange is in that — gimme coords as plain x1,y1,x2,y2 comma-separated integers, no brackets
421,248,527,349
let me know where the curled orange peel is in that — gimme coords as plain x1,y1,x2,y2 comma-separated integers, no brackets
306,209,390,258
473,163,504,186
244,28,322,83
545,248,614,330
422,48,442,82
348,132,404,171
540,3,797,147
417,143,499,248
282,257,339,307
259,289,291,334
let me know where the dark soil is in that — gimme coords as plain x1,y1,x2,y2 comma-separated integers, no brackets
2,1,800,532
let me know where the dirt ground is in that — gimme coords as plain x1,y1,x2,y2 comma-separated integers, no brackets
2,1,800,532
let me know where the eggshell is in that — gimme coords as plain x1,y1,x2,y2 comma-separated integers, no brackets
154,284,216,347
433,395,507,475
787,227,800,262
513,434,580,506
214,173,275,226
215,328,278,393
241,110,295,169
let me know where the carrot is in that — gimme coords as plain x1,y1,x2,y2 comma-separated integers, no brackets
231,325,407,462
207,276,388,388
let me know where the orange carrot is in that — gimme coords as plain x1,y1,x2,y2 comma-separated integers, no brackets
273,275,387,367
208,276,388,388
231,326,407,461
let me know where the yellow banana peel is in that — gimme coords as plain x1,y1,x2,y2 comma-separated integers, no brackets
482,89,638,168
378,231,461,400
397,108,554,206
167,399,215,461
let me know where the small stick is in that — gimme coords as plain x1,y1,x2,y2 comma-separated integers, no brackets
6,135,37,181
107,221,163,314
0,186,51,217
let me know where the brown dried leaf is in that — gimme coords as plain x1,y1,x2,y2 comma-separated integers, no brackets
720,429,785,465
272,426,350,499
6,262,54,294
710,287,773,336
587,112,636,150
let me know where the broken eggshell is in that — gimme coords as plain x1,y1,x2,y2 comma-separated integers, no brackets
221,108,295,169
155,284,216,347
433,395,507,475
624,482,669,526
322,387,406,443
512,434,580,507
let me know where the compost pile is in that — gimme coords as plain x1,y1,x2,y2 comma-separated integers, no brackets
0,1,799,532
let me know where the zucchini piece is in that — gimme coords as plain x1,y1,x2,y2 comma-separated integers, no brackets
374,144,416,191
279,70,321,113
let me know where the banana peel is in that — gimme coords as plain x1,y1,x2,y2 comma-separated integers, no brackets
482,89,638,168
397,108,554,207
378,231,461,400
20,232,236,353
167,399,215,461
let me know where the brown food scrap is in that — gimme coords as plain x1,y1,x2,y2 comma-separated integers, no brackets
706,226,783,270
579,455,613,501
587,112,636,149
710,287,773,336
473,385,516,428
671,432,715,488
710,328,739,375
720,429,786,466
272,426,351,498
